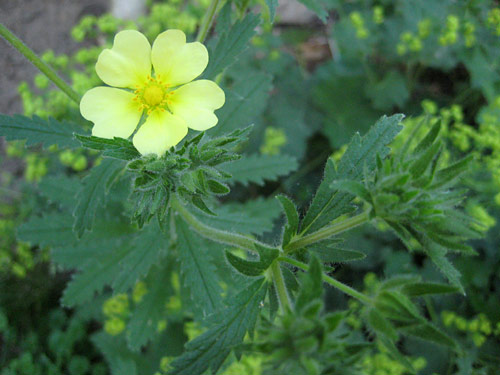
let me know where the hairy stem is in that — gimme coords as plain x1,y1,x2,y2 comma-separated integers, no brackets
278,256,372,305
196,0,221,42
271,261,293,312
171,195,267,252
285,211,370,253
0,23,81,104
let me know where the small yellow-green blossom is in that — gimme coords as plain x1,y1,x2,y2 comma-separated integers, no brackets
80,29,225,157
103,293,130,317
349,12,369,39
104,316,126,335
439,15,460,46
372,6,384,25
487,8,500,35
260,127,286,155
132,280,148,303
463,21,476,47
397,32,422,54
418,18,432,39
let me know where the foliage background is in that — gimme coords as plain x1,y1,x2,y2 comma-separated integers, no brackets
1,0,500,374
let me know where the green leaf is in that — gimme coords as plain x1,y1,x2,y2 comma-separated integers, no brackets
409,140,442,178
61,243,133,306
0,114,81,149
168,278,267,375
295,255,323,312
309,246,366,262
210,73,273,137
365,71,409,111
425,242,464,294
193,197,282,236
431,154,474,188
18,212,76,247
221,153,298,186
266,0,278,21
302,114,403,234
38,175,79,211
331,180,372,203
400,322,457,349
226,244,279,277
401,282,459,297
112,222,169,293
126,264,172,351
92,333,138,375
277,195,299,246
413,121,441,154
73,159,125,237
367,308,398,341
176,218,223,317
203,13,260,79
207,179,230,195
297,0,328,22
76,135,140,160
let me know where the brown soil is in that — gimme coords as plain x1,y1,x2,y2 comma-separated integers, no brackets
0,0,108,115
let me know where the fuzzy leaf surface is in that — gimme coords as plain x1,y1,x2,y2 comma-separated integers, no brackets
73,159,125,237
176,218,223,317
0,114,81,149
76,135,140,160
210,73,273,136
302,114,403,234
221,153,298,186
193,197,282,235
168,278,267,375
203,13,260,79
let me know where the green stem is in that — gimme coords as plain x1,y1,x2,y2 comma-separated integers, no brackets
0,23,81,105
271,261,293,312
196,0,221,42
278,256,372,305
285,211,370,253
171,195,266,252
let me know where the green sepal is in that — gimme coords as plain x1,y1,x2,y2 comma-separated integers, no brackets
276,195,299,246
76,134,140,160
226,244,279,277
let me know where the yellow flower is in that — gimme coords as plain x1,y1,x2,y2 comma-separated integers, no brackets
80,29,225,156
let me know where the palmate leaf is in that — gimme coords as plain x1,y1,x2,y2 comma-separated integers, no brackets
126,263,172,351
295,256,323,312
76,134,141,160
73,159,126,237
17,212,76,248
176,218,223,318
168,278,268,375
203,12,260,79
210,73,273,137
38,175,80,210
112,221,169,293
301,114,403,234
34,216,167,306
0,113,81,149
221,153,298,186
193,197,282,236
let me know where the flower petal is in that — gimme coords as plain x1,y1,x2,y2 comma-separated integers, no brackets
80,87,142,139
132,111,188,156
96,30,152,88
151,29,208,87
168,80,225,131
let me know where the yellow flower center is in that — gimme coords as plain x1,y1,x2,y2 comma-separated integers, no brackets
143,85,165,106
133,75,171,114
